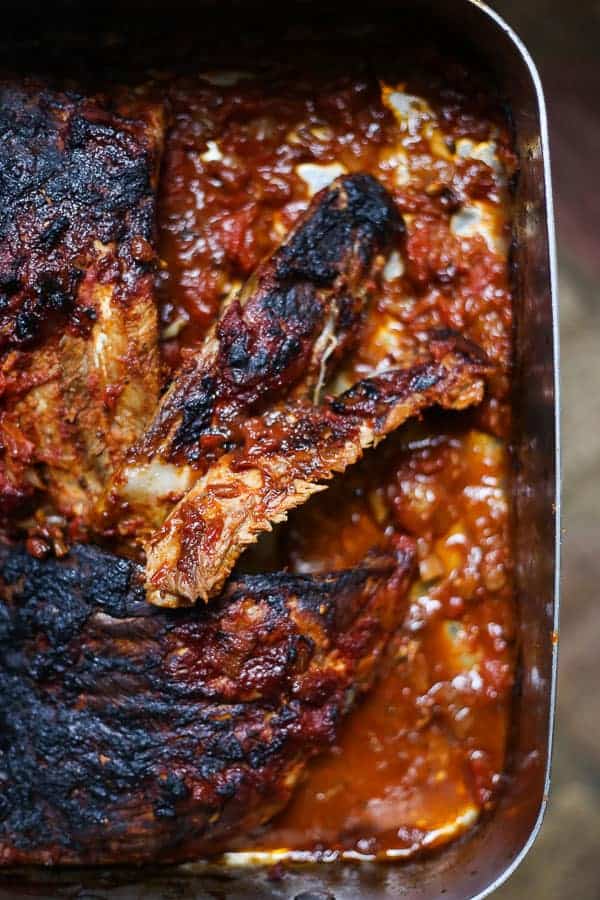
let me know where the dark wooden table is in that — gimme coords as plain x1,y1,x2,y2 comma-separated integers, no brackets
490,1,600,897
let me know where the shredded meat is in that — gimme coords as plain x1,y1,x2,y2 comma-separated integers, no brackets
109,174,402,534
0,83,165,535
145,333,489,606
0,538,414,865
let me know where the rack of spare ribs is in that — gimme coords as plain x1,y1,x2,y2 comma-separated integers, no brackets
0,84,491,865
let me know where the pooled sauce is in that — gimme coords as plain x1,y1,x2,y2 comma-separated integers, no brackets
254,422,514,858
157,51,516,859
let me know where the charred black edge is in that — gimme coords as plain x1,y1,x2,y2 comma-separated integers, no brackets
0,83,161,351
324,329,491,415
276,173,404,284
0,541,402,641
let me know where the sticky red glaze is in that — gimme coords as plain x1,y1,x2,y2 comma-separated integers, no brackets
249,423,514,855
158,59,516,857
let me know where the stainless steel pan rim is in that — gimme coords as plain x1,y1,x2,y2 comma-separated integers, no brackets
463,4,560,897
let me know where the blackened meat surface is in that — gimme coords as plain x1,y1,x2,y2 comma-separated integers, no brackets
0,82,164,531
0,538,414,865
112,174,402,533
156,174,401,453
0,83,160,350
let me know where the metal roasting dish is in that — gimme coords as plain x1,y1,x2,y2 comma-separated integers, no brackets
0,0,559,897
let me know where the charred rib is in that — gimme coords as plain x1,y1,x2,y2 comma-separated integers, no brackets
0,538,414,865
146,333,489,606
112,174,403,533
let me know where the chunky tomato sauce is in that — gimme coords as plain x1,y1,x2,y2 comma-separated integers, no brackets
156,54,516,859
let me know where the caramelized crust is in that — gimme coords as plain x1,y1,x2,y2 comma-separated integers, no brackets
0,83,165,531
112,174,402,531
0,57,513,865
146,334,489,606
0,538,414,865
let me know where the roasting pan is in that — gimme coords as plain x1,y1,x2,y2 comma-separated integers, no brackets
0,0,559,896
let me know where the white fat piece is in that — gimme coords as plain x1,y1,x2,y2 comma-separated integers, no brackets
381,82,454,165
201,140,224,162
456,138,504,175
311,308,340,404
450,201,507,256
120,459,194,522
379,148,410,187
383,250,405,281
296,162,348,197
382,86,433,132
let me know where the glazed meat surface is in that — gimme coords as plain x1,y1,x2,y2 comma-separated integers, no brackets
0,83,164,534
111,174,402,534
145,334,489,606
0,49,516,864
0,539,414,865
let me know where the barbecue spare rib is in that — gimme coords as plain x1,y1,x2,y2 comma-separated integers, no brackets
107,173,403,535
0,80,492,867
0,538,414,865
0,83,165,538
145,334,489,606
